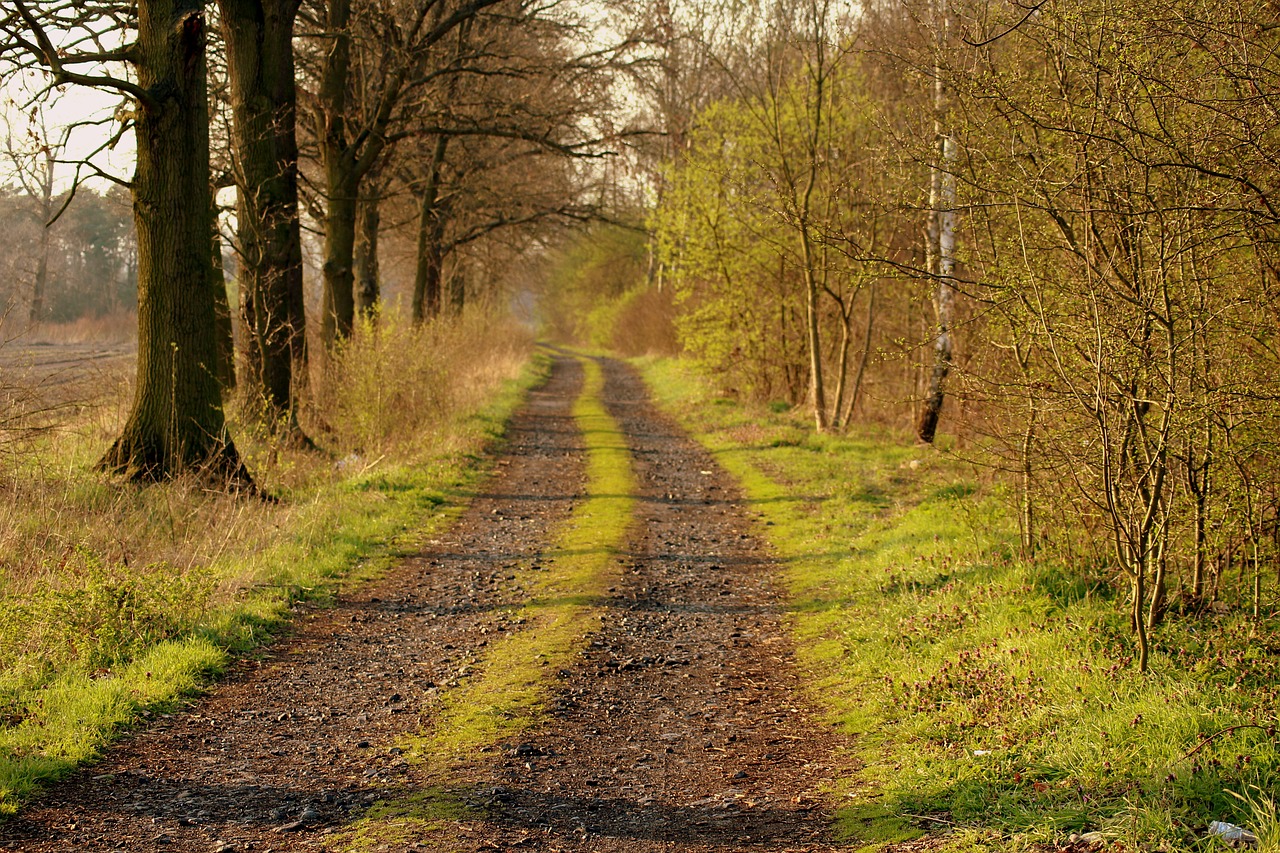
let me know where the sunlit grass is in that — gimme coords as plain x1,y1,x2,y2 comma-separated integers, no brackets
639,355,1280,852
409,355,635,761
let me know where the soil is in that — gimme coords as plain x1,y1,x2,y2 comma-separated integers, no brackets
0,354,890,852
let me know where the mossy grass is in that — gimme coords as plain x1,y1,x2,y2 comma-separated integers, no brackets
407,355,635,760
0,342,546,818
637,356,1280,852
330,786,485,852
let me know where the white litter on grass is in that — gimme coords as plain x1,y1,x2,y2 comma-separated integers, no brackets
1209,820,1258,846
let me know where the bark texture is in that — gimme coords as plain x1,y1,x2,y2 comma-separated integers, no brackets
99,1,250,484
411,137,451,325
354,187,382,318
219,0,308,430
318,0,358,345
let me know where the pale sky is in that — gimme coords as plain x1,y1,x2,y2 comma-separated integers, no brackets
2,66,136,194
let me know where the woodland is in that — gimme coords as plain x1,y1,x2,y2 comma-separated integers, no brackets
0,0,1278,849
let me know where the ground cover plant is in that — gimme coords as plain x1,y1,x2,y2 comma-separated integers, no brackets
0,311,536,816
638,357,1280,852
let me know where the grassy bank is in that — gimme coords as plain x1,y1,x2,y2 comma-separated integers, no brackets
638,357,1280,853
0,313,538,816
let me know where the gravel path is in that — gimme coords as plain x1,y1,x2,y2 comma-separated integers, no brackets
0,354,855,852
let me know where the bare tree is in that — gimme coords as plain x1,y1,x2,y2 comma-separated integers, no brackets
1,101,70,325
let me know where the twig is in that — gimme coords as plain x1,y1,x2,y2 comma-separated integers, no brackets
1181,725,1271,761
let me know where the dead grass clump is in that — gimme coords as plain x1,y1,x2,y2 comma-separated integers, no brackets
315,307,534,459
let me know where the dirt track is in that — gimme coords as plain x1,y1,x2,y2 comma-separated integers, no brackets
0,354,856,852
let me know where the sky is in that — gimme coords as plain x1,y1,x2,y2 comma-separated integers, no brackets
1,63,136,194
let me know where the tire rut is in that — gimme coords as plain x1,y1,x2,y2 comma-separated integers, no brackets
426,356,852,852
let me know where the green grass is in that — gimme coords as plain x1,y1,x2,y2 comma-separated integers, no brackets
637,356,1280,852
333,354,639,850
0,348,546,818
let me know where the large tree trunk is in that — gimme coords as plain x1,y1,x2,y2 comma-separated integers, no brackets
220,0,308,432
99,2,250,485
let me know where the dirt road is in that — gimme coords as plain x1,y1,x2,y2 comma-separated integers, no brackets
0,354,854,852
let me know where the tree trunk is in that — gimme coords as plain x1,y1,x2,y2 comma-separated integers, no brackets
917,0,955,445
219,0,307,432
800,230,828,432
29,149,54,325
210,197,236,391
448,266,465,315
31,220,49,325
842,280,877,426
99,2,250,486
317,0,357,345
354,189,381,319
918,130,956,443
411,135,450,325
321,164,358,343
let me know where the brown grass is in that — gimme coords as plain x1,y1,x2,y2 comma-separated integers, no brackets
24,312,138,346
0,307,534,679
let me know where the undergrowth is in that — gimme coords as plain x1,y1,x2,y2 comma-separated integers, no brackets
0,310,537,816
638,356,1280,853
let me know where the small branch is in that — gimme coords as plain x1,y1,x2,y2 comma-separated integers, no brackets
962,0,1051,48
11,0,154,109
1181,725,1271,761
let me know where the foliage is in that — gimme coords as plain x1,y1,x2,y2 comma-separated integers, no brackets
539,224,652,346
652,52,920,421
641,0,1280,670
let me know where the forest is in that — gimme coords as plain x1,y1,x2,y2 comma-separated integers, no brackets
0,0,1277,851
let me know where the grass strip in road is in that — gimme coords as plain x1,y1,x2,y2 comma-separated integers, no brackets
332,356,637,851
410,355,636,760
637,356,1280,853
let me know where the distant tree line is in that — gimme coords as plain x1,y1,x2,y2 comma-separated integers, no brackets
0,185,136,322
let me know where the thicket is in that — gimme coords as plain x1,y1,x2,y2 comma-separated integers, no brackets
638,0,1280,672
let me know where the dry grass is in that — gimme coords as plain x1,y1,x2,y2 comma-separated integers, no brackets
314,309,533,459
0,308,535,687
24,312,138,346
